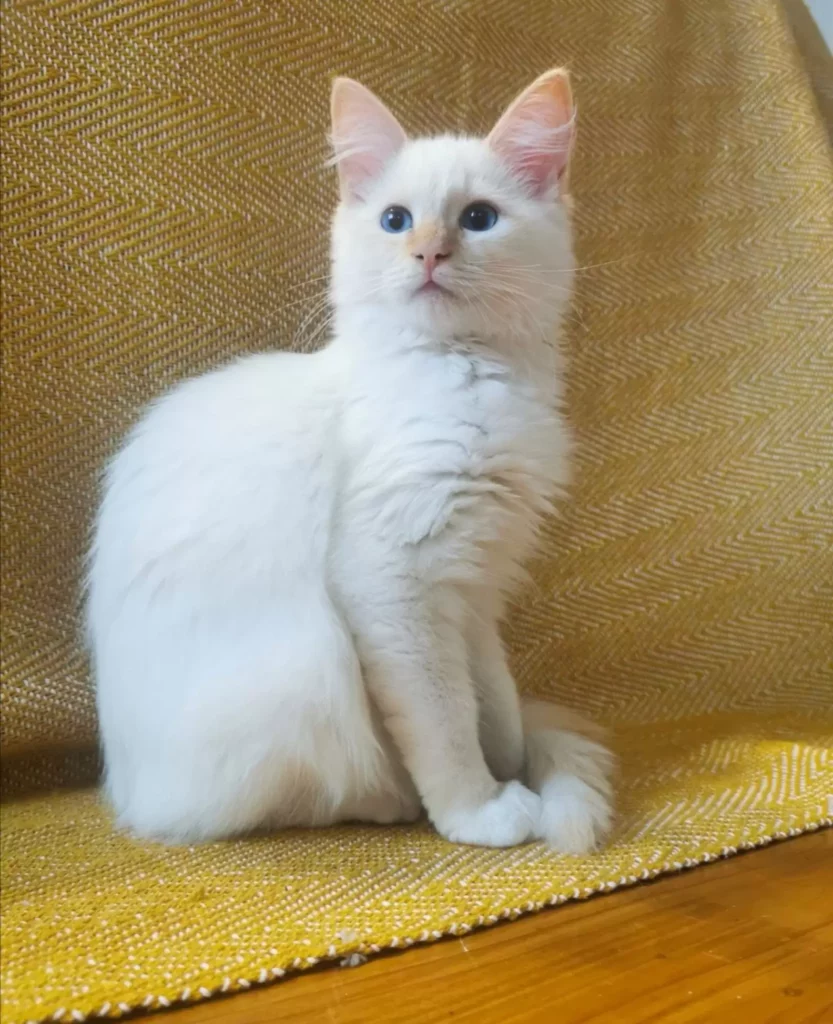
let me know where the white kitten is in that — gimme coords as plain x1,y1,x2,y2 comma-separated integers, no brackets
87,70,614,853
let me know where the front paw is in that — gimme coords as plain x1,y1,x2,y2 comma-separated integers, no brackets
435,781,541,847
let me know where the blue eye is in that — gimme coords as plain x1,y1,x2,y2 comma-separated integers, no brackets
460,202,498,232
380,206,413,233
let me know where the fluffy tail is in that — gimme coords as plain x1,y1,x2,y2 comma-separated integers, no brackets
522,699,615,855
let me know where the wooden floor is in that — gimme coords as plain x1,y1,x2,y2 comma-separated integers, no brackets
170,828,832,1024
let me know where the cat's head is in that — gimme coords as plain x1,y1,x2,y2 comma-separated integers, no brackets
329,70,576,347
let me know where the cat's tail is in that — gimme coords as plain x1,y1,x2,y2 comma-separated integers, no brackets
521,698,615,855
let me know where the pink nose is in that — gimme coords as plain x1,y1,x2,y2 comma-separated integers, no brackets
414,247,451,278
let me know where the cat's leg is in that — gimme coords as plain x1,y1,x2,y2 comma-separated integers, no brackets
466,602,526,783
104,589,389,843
350,585,541,848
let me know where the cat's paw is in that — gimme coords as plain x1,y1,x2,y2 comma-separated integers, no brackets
436,781,541,847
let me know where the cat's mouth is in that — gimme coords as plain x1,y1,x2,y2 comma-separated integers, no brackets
415,280,453,299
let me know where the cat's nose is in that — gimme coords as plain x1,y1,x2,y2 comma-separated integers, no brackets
413,248,451,278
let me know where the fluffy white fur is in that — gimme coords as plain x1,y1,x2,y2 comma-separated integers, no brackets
87,70,614,853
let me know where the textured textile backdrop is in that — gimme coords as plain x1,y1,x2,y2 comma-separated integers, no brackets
1,1,832,1022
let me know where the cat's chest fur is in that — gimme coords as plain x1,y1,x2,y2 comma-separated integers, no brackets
338,339,569,575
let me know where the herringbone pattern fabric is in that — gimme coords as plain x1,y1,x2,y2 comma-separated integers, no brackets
1,1,832,1021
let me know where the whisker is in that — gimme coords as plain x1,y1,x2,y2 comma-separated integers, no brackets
285,273,333,292
498,256,630,275
455,266,575,300
280,289,332,312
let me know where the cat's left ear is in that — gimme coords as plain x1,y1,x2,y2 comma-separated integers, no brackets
330,78,407,202
488,68,575,198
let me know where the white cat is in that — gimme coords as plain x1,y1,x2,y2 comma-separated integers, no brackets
87,70,614,853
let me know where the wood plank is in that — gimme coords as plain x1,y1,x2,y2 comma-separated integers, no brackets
167,828,833,1023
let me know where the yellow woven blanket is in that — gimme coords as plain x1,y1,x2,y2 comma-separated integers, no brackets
1,1,832,1022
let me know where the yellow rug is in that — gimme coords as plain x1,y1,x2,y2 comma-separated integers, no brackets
3,715,831,1024
1,1,832,1022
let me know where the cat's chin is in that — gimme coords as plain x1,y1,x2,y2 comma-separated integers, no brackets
403,287,463,335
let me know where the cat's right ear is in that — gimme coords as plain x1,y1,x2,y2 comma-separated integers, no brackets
330,78,407,202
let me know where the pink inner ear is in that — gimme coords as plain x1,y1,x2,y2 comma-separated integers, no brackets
331,79,407,201
488,71,575,195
